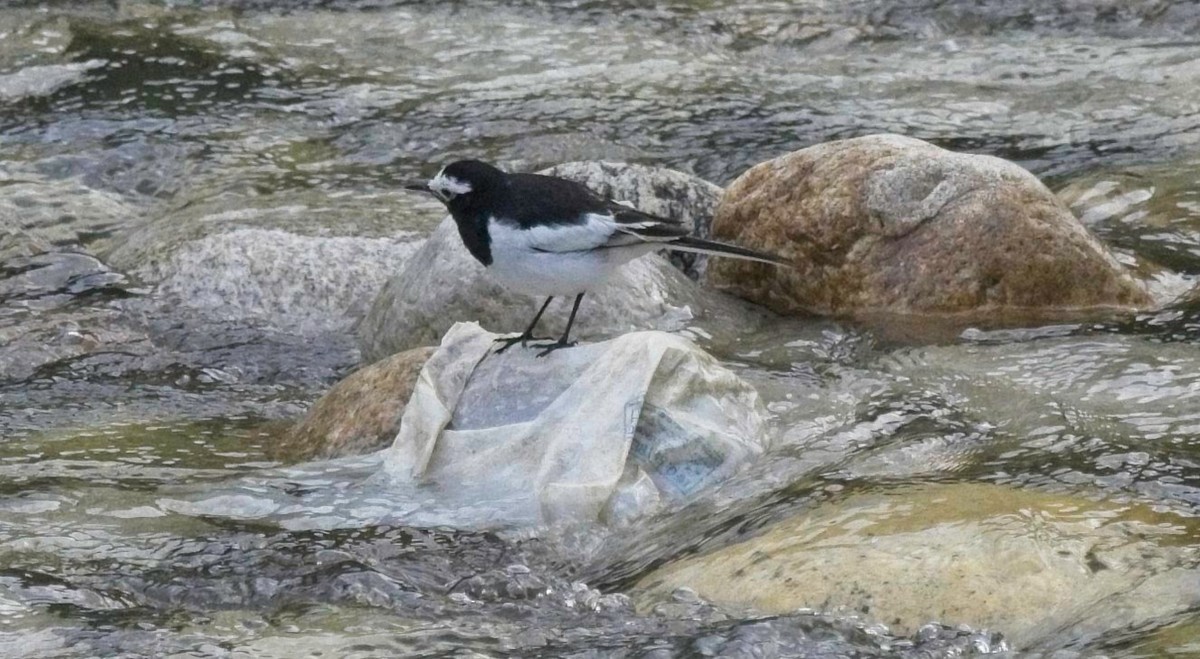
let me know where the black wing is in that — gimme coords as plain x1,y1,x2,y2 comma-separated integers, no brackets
505,173,614,228
600,199,690,248
505,173,689,249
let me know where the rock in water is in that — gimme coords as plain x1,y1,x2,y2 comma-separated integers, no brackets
707,134,1152,316
634,483,1200,649
274,346,436,462
103,191,426,333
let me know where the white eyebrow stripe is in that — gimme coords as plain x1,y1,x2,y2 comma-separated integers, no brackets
429,170,472,195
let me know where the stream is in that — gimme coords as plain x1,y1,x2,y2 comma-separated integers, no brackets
3,1,1200,656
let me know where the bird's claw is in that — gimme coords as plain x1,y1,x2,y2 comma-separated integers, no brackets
535,340,577,358
493,333,552,354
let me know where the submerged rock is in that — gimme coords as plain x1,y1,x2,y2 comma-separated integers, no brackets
0,60,106,102
0,177,137,248
707,134,1152,317
0,228,50,263
0,306,147,384
0,251,130,307
635,482,1200,649
274,346,435,462
103,190,427,332
0,241,143,383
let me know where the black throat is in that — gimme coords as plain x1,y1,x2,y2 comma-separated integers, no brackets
451,209,492,266
447,188,505,267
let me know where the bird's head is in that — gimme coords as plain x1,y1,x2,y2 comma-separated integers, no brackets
405,159,505,210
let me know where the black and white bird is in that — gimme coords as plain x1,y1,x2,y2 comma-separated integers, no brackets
407,159,787,356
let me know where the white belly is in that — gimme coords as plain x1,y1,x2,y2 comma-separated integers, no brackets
485,218,661,297
488,248,616,297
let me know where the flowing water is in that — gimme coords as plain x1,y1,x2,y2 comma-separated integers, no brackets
3,1,1200,656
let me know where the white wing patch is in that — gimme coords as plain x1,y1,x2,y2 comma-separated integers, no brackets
490,210,683,256
492,213,619,253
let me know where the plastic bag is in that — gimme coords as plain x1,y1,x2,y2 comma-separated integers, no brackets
381,322,770,525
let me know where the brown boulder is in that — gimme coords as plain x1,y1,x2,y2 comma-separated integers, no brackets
272,346,435,462
707,134,1151,316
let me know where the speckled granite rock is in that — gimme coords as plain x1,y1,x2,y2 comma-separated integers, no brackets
272,346,435,462
103,189,427,332
707,134,1152,316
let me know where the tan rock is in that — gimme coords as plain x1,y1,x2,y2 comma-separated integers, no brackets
272,346,435,462
634,483,1200,649
707,134,1152,316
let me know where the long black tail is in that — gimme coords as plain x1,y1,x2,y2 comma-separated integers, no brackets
667,235,790,267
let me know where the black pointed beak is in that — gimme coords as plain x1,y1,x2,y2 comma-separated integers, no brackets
404,181,431,193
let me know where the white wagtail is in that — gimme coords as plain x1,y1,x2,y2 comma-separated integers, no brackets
407,159,787,356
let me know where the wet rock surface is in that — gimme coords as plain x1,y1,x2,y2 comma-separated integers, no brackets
634,483,1200,650
0,176,139,248
275,346,435,462
102,191,428,333
708,134,1152,316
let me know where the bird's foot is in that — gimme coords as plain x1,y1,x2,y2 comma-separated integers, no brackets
535,339,577,358
494,333,552,354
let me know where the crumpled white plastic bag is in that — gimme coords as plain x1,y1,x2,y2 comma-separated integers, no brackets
380,322,770,525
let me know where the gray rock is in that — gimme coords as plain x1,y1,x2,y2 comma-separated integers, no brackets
0,60,105,102
0,177,138,249
102,190,430,332
0,305,149,384
135,227,420,333
0,251,130,308
0,238,142,382
0,227,50,263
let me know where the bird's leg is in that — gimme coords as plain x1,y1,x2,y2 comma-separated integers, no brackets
536,293,584,357
495,296,555,353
